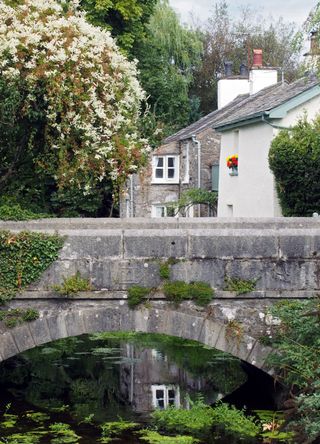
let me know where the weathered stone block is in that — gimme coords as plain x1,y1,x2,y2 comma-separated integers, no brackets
60,233,122,259
0,332,19,361
11,325,36,353
124,230,187,258
170,259,226,288
279,235,314,258
188,232,278,259
30,317,52,346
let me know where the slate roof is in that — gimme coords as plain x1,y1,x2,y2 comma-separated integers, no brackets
163,76,319,144
213,76,320,129
163,94,248,144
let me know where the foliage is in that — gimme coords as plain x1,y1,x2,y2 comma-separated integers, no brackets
0,230,64,304
49,423,80,443
0,0,149,216
191,2,302,114
127,286,152,308
135,0,203,135
188,282,214,306
101,420,138,437
152,399,216,440
0,308,39,328
224,277,257,295
159,258,180,280
0,202,51,221
168,189,217,217
163,281,214,306
267,298,320,443
269,116,320,216
140,430,198,444
254,410,294,442
163,281,190,304
152,399,259,441
225,320,244,344
66,0,157,56
52,272,92,296
210,402,259,439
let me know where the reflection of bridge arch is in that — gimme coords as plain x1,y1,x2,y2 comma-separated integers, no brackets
0,301,271,371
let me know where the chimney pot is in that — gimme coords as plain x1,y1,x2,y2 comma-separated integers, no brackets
240,63,248,77
252,49,263,68
224,61,233,77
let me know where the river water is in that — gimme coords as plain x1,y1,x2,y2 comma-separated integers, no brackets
0,332,285,443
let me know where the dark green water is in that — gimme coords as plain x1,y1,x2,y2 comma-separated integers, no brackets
0,332,285,443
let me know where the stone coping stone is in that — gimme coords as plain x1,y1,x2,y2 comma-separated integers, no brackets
14,290,313,300
1,217,320,232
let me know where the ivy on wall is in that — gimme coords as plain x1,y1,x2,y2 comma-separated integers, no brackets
0,230,64,305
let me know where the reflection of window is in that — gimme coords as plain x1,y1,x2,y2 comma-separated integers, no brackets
151,205,176,218
152,155,179,183
151,385,180,409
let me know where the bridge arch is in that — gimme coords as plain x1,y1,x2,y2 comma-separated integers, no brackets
0,302,271,371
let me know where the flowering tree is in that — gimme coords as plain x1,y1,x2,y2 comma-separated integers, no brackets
0,0,149,215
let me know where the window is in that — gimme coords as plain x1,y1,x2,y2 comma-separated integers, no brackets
151,385,180,409
211,164,220,192
151,205,176,218
152,155,179,183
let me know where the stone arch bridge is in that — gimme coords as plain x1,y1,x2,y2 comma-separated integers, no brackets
0,217,320,372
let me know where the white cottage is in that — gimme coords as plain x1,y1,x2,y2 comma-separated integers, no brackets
214,77,320,217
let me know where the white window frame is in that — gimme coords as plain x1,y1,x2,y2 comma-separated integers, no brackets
151,384,180,409
152,155,179,184
151,204,177,218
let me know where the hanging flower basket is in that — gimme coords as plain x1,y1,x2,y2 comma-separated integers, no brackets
227,154,238,176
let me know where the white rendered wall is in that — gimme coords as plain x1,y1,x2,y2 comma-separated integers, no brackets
249,69,278,95
217,79,249,109
217,95,320,217
217,123,278,217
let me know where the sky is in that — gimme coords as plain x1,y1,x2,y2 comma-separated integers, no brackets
169,0,317,26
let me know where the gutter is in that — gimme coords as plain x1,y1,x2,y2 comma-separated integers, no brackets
214,113,292,133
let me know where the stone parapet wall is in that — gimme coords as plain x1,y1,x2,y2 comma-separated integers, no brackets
1,218,320,296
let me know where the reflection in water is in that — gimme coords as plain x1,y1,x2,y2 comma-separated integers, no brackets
0,333,279,443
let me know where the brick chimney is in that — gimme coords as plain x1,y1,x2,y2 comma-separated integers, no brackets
249,49,278,95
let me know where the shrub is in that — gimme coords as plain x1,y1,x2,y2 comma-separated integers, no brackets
163,281,190,303
269,116,320,216
224,277,256,295
52,272,92,296
211,402,259,439
127,286,152,308
152,400,215,440
140,430,198,443
0,203,51,221
0,308,39,328
101,420,138,438
188,282,214,306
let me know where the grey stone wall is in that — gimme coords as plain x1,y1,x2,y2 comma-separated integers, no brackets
120,126,221,218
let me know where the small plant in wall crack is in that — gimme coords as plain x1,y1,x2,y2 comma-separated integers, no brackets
52,271,92,296
225,320,244,343
127,286,153,308
0,308,39,328
159,257,180,280
224,276,257,295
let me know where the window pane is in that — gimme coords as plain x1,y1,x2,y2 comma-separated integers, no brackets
212,164,219,191
156,157,164,167
157,400,165,409
156,390,164,399
156,169,163,178
167,157,175,167
167,168,175,179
